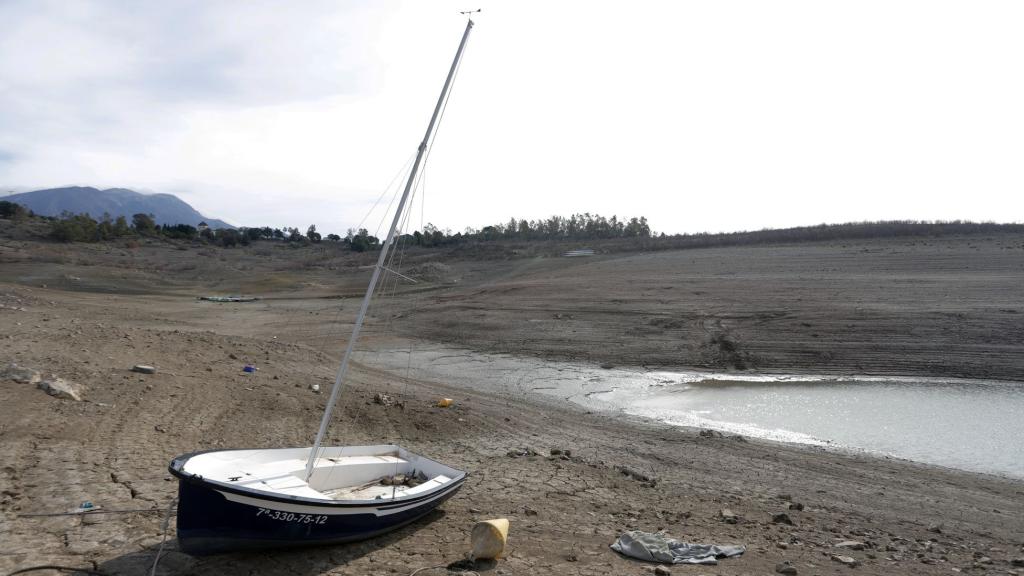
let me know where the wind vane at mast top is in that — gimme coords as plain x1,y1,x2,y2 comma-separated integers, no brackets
460,9,481,19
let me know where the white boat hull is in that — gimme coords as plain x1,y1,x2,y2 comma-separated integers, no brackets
169,445,466,554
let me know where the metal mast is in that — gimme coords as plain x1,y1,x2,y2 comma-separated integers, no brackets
305,18,475,479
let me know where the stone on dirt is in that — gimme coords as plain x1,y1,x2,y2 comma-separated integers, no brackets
616,465,656,485
772,512,794,525
549,448,572,459
654,566,671,576
132,364,157,374
38,377,83,401
831,554,859,567
3,362,41,384
373,392,394,406
775,561,798,575
720,508,739,524
836,540,866,550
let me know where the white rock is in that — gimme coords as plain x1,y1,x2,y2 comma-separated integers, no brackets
831,554,859,567
38,377,84,401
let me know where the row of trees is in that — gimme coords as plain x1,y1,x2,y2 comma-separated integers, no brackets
14,202,1015,253
4,201,653,249
34,209,655,250
31,209,384,250
235,225,380,251
478,214,652,241
394,214,653,249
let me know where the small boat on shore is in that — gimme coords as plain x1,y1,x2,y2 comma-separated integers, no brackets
169,446,465,553
169,16,477,554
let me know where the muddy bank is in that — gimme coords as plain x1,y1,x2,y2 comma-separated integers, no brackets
387,235,1024,381
361,344,1024,479
2,282,1023,575
3,233,1024,381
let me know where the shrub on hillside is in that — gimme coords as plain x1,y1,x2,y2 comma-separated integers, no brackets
0,200,31,220
50,213,100,242
132,213,157,235
215,228,247,247
161,223,197,240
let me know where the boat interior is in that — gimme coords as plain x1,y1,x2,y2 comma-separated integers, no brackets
179,445,459,502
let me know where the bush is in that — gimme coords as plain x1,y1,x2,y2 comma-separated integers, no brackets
97,214,134,240
0,200,30,220
132,213,157,234
215,228,246,247
51,213,100,242
161,223,197,240
348,228,379,252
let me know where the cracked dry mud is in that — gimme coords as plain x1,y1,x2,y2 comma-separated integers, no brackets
1,232,1023,575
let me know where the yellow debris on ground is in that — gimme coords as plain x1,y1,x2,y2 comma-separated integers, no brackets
470,518,509,561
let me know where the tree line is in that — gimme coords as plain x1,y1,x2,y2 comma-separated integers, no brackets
2,200,1020,251
5,203,653,250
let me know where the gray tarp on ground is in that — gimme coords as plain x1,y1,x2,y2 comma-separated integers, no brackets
610,531,746,565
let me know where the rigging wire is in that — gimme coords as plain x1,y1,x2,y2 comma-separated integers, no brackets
313,158,416,356
311,21,472,469
310,150,416,360
298,149,416,395
354,152,417,237
310,153,419,469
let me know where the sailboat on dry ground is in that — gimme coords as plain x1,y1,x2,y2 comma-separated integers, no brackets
169,17,476,554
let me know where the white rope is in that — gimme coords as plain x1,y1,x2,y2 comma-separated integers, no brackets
148,498,178,576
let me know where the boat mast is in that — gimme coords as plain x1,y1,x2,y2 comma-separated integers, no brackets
305,17,475,479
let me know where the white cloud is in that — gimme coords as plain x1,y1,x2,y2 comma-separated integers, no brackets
2,0,1022,235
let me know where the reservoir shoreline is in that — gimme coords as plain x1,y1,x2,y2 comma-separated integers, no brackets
3,233,1024,574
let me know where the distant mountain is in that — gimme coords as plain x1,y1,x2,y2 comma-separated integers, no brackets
3,187,233,229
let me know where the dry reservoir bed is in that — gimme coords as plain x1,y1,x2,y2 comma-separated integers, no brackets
1,233,1023,575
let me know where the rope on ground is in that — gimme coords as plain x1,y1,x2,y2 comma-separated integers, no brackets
408,565,446,576
5,566,107,576
407,564,480,576
148,497,178,576
19,508,173,518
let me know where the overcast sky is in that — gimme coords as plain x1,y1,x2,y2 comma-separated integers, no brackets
1,0,1022,235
